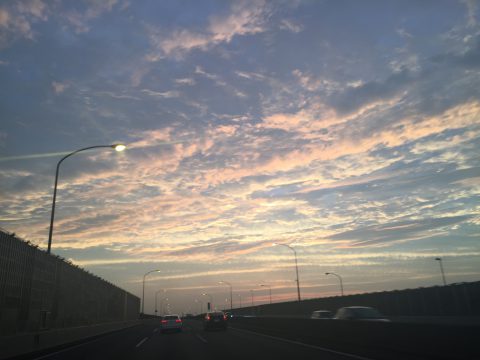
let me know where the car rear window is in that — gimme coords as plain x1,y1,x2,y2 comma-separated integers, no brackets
164,315,179,320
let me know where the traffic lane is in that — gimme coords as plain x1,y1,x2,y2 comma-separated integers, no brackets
185,320,372,360
29,322,158,360
27,320,373,360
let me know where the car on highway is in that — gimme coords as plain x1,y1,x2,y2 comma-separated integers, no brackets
160,314,183,332
334,306,390,322
310,310,334,319
203,311,228,331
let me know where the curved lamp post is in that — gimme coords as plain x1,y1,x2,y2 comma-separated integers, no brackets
274,243,301,301
435,258,447,286
142,269,161,314
47,144,126,254
219,281,233,311
325,272,344,296
260,284,272,304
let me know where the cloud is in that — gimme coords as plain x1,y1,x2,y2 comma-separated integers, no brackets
330,215,474,247
175,78,196,86
146,0,269,60
0,0,48,46
62,0,120,33
141,89,180,98
279,19,303,33
52,81,69,94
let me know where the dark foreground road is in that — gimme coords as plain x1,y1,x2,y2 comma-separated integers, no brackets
18,320,373,360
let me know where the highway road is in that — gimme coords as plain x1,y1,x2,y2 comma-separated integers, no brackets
24,320,373,360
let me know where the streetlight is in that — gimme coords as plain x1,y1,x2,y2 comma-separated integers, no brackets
160,297,169,315
142,269,161,314
202,293,213,311
325,272,344,296
195,299,203,314
219,281,233,311
273,243,301,301
47,144,126,254
250,290,254,307
260,284,272,304
435,258,447,286
155,289,165,316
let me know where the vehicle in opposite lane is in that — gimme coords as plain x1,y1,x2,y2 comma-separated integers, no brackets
310,310,334,319
334,306,390,322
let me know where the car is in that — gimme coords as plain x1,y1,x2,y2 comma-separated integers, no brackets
310,310,334,319
160,314,183,332
334,306,390,322
203,311,228,331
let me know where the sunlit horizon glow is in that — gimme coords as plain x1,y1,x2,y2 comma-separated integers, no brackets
1,0,479,314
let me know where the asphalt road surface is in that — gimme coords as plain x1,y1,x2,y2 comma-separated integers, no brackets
26,320,373,360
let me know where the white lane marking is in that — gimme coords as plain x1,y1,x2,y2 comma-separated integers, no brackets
195,334,208,343
135,337,149,348
153,328,158,332
229,327,376,360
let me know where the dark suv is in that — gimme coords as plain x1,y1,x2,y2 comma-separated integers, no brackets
203,311,228,331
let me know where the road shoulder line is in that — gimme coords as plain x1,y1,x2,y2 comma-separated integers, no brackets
229,326,375,360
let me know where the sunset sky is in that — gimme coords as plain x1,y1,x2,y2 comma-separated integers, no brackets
1,0,479,315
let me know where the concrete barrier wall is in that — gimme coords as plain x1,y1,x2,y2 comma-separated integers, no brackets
0,320,141,359
0,229,140,336
229,316,478,359
233,281,480,318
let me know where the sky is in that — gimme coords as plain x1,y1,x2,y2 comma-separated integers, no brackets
0,0,479,315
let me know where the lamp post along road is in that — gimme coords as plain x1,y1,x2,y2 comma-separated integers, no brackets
260,284,272,304
155,289,164,316
326,272,344,296
219,281,233,311
435,258,447,286
202,293,213,311
142,270,161,314
274,243,301,301
47,144,126,254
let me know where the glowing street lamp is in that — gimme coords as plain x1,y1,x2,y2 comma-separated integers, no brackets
142,269,161,314
325,272,344,296
273,243,301,301
47,144,126,254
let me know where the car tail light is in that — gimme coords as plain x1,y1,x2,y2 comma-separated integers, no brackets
175,319,182,323
223,315,227,320
205,315,210,320
161,320,167,324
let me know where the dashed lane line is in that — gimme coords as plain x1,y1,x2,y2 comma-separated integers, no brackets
229,326,376,360
195,334,208,343
135,337,149,348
